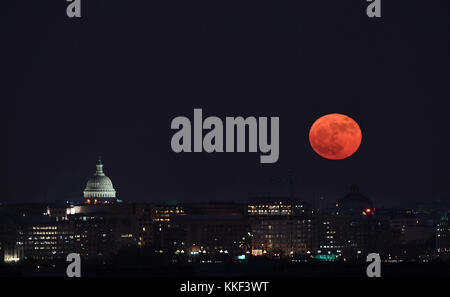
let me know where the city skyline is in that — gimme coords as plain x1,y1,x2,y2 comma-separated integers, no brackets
2,154,448,209
1,182,448,276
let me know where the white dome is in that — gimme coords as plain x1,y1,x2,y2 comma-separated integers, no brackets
83,157,116,199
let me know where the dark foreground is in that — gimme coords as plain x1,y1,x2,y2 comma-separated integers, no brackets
2,259,450,277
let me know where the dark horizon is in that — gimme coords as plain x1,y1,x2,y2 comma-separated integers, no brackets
3,1,450,207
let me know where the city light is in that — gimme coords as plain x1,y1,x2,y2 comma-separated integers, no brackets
4,257,20,263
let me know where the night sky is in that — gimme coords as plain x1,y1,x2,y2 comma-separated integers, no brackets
3,0,450,207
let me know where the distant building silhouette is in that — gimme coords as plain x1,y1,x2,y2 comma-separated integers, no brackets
0,164,445,267
437,213,450,255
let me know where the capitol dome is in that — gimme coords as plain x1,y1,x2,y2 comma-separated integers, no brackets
336,184,374,215
83,157,116,200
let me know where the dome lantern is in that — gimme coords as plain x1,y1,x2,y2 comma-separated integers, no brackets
95,156,105,176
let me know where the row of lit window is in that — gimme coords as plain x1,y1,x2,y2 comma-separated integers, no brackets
29,232,58,235
153,218,170,222
32,226,57,230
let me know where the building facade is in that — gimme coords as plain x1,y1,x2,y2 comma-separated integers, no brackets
248,200,315,258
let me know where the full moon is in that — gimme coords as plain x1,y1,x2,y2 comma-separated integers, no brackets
309,113,362,160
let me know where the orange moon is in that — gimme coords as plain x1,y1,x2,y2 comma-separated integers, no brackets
309,113,362,160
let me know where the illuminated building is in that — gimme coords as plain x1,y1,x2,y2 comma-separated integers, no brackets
152,203,187,252
248,201,292,216
3,244,23,263
248,200,314,257
0,204,69,264
437,213,450,254
316,185,376,260
83,157,120,204
1,218,24,263
20,218,75,263
190,218,250,257
66,204,138,259
315,214,365,259
154,204,185,220
0,209,74,264
183,203,250,257
152,203,250,258
135,203,154,247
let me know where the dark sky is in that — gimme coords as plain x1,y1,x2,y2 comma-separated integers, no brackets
3,0,450,207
